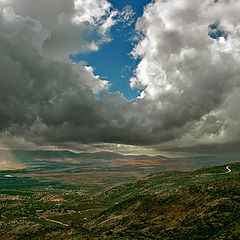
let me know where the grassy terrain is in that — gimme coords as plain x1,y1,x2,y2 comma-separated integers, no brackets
87,163,240,239
0,150,239,239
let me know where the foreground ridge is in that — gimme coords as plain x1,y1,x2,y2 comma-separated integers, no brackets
0,161,239,239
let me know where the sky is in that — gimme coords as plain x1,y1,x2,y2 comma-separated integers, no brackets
70,0,153,100
0,0,240,155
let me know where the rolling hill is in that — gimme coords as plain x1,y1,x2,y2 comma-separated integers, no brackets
0,151,239,239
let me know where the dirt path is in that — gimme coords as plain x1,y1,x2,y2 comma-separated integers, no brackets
226,165,231,173
45,218,69,227
196,165,232,178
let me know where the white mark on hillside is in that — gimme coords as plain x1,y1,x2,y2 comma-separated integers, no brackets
4,175,13,178
226,165,231,173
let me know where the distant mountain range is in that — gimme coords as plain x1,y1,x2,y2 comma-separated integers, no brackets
0,149,238,172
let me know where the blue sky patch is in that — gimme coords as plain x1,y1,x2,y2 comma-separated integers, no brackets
70,0,152,100
208,23,228,40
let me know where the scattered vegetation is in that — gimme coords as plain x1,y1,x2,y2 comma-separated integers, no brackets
0,151,239,239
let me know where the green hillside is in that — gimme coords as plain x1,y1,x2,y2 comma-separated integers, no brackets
88,163,240,239
0,156,239,239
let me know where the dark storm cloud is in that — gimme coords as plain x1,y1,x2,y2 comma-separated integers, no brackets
0,7,153,145
1,0,240,150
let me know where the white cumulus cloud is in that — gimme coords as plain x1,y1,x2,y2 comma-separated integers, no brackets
0,0,118,59
1,0,240,151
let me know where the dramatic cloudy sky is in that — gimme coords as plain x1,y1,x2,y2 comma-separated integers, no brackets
0,0,240,155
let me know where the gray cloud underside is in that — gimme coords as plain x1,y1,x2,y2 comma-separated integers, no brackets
0,0,118,58
1,0,240,149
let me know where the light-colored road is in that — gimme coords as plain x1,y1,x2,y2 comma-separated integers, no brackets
226,165,231,173
45,218,69,227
